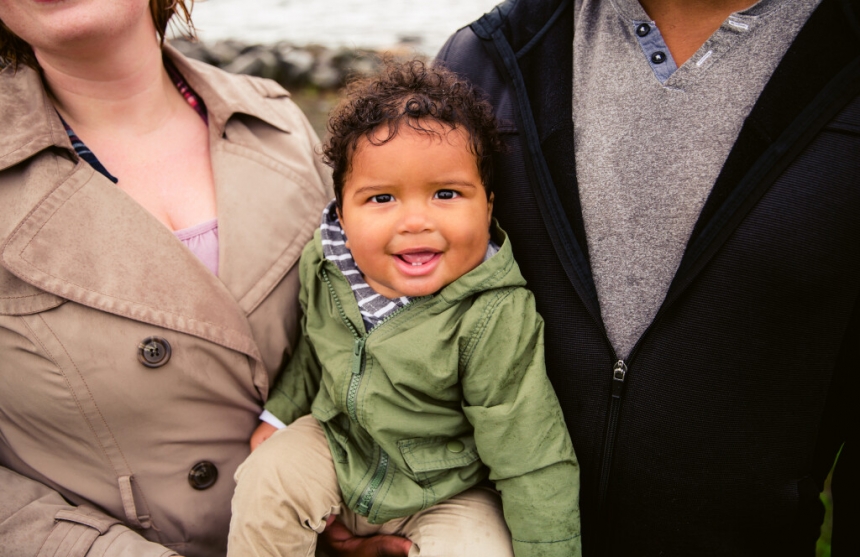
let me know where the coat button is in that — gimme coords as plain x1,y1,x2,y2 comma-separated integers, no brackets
138,337,171,368
446,440,465,453
188,461,218,490
651,51,667,64
636,23,651,37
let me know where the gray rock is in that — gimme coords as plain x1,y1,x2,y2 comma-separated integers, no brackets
223,49,280,80
207,39,247,67
169,38,214,64
309,51,342,89
276,45,315,86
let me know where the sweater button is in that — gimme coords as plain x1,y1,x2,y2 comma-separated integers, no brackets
651,51,667,64
137,337,171,368
446,440,465,453
636,23,651,37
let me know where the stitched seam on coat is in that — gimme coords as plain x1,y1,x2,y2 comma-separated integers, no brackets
461,288,516,371
37,316,160,539
17,261,254,354
513,533,582,543
12,166,257,355
20,316,120,479
39,315,136,475
0,293,49,299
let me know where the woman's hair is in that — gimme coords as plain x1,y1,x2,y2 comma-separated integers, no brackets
0,0,196,69
323,59,504,208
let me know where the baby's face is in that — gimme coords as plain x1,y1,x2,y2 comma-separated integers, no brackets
338,123,493,298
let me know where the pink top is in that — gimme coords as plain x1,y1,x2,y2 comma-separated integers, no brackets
174,218,219,276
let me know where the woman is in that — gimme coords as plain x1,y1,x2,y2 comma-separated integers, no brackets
0,1,333,554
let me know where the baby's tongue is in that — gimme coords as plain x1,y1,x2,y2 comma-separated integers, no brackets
400,252,436,265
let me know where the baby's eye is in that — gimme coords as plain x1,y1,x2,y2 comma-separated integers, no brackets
369,194,394,203
434,190,460,200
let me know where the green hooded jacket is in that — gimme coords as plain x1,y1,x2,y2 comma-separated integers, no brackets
266,225,581,556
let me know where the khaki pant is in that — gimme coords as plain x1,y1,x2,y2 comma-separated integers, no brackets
229,415,514,557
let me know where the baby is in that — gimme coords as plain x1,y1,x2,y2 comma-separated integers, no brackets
228,60,580,557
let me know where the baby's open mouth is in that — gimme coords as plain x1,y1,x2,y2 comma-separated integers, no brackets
397,251,438,266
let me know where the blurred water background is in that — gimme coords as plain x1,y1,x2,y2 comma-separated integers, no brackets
172,0,504,135
188,0,503,56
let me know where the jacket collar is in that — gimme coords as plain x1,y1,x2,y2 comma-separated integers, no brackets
670,0,860,297
313,220,526,308
2,160,265,363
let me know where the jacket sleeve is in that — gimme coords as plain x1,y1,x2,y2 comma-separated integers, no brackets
0,466,177,557
460,288,581,557
263,330,322,426
264,247,323,425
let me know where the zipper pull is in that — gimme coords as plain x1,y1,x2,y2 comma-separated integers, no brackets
352,337,366,375
611,360,627,398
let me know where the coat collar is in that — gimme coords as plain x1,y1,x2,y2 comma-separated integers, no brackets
163,43,294,137
0,64,72,172
1,47,328,387
2,160,265,362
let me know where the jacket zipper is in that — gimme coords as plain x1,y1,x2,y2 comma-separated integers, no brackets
595,290,675,515
355,449,390,516
321,268,427,516
347,337,366,420
597,359,627,510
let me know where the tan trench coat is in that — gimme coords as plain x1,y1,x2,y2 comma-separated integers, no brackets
0,46,331,556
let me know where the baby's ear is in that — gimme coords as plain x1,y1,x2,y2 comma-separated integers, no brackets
336,208,350,248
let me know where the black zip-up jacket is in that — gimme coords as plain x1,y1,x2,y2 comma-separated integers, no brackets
437,0,859,555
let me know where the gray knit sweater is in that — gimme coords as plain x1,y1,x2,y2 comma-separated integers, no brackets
573,0,820,357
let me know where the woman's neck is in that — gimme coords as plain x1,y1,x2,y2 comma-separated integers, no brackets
35,24,179,136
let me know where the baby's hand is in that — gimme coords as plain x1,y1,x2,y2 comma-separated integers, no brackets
250,421,278,451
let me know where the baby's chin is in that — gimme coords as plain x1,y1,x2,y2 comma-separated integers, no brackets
369,277,452,299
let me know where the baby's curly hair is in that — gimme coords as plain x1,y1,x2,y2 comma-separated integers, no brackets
323,59,503,208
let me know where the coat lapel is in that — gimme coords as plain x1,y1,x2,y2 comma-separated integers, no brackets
0,47,332,368
212,141,324,315
165,46,328,316
1,159,264,362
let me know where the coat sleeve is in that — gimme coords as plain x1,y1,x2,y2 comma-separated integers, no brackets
460,288,581,557
0,467,178,557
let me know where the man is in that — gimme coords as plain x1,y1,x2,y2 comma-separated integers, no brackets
434,0,858,555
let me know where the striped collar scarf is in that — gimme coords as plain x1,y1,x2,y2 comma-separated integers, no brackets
320,202,411,332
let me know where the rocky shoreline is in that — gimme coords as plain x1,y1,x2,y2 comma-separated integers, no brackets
170,37,409,92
